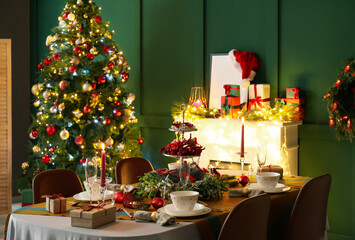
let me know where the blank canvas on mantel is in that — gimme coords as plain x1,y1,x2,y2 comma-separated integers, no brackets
209,54,249,108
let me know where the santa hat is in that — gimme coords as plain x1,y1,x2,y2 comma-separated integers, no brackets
228,50,259,80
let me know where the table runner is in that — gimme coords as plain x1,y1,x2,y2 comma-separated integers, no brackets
5,176,309,240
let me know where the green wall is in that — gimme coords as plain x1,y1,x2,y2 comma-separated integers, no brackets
32,0,355,238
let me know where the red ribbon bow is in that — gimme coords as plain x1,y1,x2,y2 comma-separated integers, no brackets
288,87,300,99
224,85,231,95
41,193,63,199
248,85,270,110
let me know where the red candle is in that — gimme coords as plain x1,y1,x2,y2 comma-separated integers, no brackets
241,117,244,157
100,144,106,187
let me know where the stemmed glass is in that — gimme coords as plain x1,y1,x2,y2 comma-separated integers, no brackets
85,157,97,205
256,142,267,172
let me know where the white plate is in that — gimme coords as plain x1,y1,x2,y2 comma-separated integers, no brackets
73,190,114,202
248,183,291,193
161,203,211,217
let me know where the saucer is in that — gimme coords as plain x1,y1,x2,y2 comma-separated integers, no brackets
73,190,114,202
162,203,211,217
248,183,291,193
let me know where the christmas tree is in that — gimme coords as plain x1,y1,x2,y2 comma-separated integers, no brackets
18,0,142,190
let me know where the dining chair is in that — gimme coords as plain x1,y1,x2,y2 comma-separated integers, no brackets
32,169,84,204
115,157,154,184
218,194,270,240
285,173,331,240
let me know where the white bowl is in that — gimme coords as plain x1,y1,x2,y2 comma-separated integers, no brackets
170,191,199,211
256,172,280,189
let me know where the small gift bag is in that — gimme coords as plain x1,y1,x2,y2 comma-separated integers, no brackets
248,84,270,110
43,194,66,214
70,204,116,228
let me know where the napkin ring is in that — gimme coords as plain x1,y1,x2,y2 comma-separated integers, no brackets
151,211,157,222
120,184,126,192
242,188,248,197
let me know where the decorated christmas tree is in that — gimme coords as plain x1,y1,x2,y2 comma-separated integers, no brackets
18,0,142,190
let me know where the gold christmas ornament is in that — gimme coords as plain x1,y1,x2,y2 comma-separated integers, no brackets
60,129,70,140
58,103,65,111
36,111,43,116
70,57,80,65
122,115,130,123
73,109,83,118
83,13,88,18
32,145,41,153
34,100,41,107
89,47,98,55
68,13,75,21
115,88,121,95
128,93,136,101
82,82,93,92
105,137,114,146
31,84,40,95
21,162,29,170
43,91,51,100
98,103,104,111
49,106,58,114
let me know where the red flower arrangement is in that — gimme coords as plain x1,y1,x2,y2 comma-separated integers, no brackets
160,136,205,156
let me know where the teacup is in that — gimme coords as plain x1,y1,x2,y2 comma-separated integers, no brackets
170,191,199,211
256,172,280,189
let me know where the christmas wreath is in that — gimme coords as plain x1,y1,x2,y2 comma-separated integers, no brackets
324,59,355,141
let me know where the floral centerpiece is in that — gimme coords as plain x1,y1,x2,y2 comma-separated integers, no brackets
159,136,205,156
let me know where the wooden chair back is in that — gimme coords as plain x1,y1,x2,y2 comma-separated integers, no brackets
115,157,154,184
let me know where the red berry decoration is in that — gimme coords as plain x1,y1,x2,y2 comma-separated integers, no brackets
347,119,351,129
75,136,84,145
103,45,110,52
80,158,86,164
114,100,120,106
46,126,56,135
149,197,164,210
238,174,249,186
94,15,102,23
104,118,111,124
332,102,337,111
73,46,81,54
114,192,124,203
42,155,51,163
52,52,60,61
63,11,69,18
32,130,38,138
91,83,97,89
335,79,341,87
113,109,121,117
37,64,43,70
344,65,350,72
108,61,115,69
49,147,56,152
92,92,99,98
83,106,91,113
86,53,94,60
138,138,144,144
43,58,52,66
69,65,77,73
97,76,106,84
36,169,41,174
329,118,335,127
122,72,129,79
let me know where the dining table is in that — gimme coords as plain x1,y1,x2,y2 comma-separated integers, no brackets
5,176,309,240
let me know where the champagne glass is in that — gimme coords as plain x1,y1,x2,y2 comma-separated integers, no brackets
256,142,267,172
85,158,97,204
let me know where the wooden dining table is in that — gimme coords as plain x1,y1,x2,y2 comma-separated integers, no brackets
5,176,309,240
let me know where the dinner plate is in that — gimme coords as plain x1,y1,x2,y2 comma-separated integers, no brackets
73,190,114,202
248,183,291,193
161,203,211,217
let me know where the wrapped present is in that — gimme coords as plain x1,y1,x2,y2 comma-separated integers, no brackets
258,165,284,179
43,194,66,214
286,87,300,99
248,84,270,110
70,204,116,228
223,84,240,97
221,96,241,118
275,98,305,120
21,189,33,207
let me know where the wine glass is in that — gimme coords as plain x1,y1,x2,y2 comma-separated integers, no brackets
85,157,97,205
256,142,267,172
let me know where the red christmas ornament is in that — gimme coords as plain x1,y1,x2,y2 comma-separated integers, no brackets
335,79,341,87
91,83,97,89
69,65,77,73
36,169,41,174
86,43,91,51
122,192,134,208
83,106,91,113
73,46,81,54
114,192,124,203
71,39,76,43
94,15,102,23
347,119,351,129
80,158,86,164
340,116,349,121
42,155,51,163
122,72,129,79
63,11,70,19
103,46,110,52
149,197,164,210
46,126,56,135
329,118,335,127
97,76,106,84
138,138,144,144
59,81,67,90
32,130,38,138
43,58,52,66
104,118,111,124
37,64,44,70
113,109,121,117
52,52,60,61
79,27,83,31
108,61,115,69
332,102,337,111
92,92,99,98
49,147,56,152
75,136,84,145
238,174,249,186
86,53,94,60
344,65,350,72
114,100,120,106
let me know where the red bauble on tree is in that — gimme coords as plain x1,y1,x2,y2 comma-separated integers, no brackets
103,46,110,52
49,147,56,152
46,126,56,135
75,136,84,145
32,130,38,138
108,61,115,69
69,65,77,73
344,65,350,72
335,79,341,87
52,52,60,61
83,106,91,113
97,76,106,84
114,192,124,203
92,92,99,98
122,72,129,79
37,64,43,70
114,100,120,106
73,46,81,54
86,53,94,60
104,118,111,124
329,118,335,127
113,109,121,117
238,174,249,186
347,119,351,129
94,15,102,23
42,155,51,163
149,197,164,210
332,102,337,111
43,58,52,66
63,11,69,18
138,138,144,144
80,158,86,164
92,83,97,89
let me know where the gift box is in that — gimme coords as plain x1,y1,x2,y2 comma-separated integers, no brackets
70,204,116,228
275,98,305,120
221,96,241,118
286,87,300,99
223,84,240,97
258,165,284,179
248,84,270,110
44,194,66,214
21,189,33,207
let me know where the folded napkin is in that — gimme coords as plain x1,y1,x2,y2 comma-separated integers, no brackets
107,184,137,194
229,188,264,198
133,211,176,226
